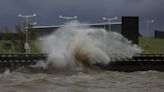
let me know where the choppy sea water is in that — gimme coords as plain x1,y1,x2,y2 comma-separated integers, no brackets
0,67,164,92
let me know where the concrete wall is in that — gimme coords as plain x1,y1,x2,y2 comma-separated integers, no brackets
155,30,164,39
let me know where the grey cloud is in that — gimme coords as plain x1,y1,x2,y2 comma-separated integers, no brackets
0,0,164,35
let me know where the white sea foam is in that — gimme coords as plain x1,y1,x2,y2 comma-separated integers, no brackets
37,21,142,69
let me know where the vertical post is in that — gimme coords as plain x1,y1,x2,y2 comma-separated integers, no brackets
102,17,117,52
18,14,36,54
103,24,106,30
25,17,29,53
146,22,149,54
102,17,118,32
145,20,154,54
108,20,111,31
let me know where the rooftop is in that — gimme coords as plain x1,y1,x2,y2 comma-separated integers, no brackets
32,22,122,29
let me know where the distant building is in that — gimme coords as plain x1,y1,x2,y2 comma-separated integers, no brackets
30,16,139,44
155,30,164,39
30,22,122,37
121,16,139,44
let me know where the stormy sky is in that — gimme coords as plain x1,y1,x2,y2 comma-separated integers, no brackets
0,0,164,36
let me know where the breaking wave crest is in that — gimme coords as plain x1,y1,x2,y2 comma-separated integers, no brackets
36,21,142,70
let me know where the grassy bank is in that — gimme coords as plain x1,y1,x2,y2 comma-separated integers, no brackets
0,37,164,54
139,37,164,54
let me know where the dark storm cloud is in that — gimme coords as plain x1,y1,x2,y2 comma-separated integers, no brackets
0,0,164,35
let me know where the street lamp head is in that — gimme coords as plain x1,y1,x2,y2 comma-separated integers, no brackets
18,14,36,17
147,20,154,23
102,17,106,20
59,15,63,18
33,14,36,17
33,22,37,25
74,16,77,19
102,17,118,21
18,14,22,17
151,20,154,23
114,17,118,20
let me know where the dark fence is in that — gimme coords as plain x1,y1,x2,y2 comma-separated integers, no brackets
0,53,164,72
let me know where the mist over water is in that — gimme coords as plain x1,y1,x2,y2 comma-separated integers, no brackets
38,21,142,69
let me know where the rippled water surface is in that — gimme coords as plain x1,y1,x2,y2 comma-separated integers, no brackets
0,68,164,92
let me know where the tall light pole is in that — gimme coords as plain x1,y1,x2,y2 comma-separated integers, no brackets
102,17,117,52
28,22,37,50
102,17,118,31
18,14,36,53
145,20,154,54
59,15,77,23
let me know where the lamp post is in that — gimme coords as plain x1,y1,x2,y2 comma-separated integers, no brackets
102,17,118,31
145,20,154,54
28,22,37,52
59,15,77,23
18,14,36,53
102,17,117,52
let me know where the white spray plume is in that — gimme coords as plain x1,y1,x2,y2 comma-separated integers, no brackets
38,21,142,69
